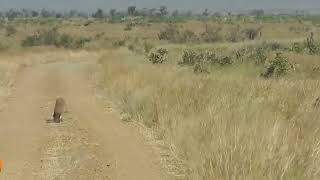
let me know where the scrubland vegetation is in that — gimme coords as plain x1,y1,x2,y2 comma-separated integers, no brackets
2,7,320,179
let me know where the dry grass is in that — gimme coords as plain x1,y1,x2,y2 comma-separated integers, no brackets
2,17,320,179
99,48,320,180
1,18,318,50
0,59,20,112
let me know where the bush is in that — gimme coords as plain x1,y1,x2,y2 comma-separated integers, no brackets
148,48,169,64
180,29,198,42
112,39,126,47
158,24,180,42
56,33,74,48
305,32,318,55
180,49,199,66
21,27,90,49
43,27,60,45
242,27,260,40
261,53,292,78
180,49,234,67
194,60,210,74
261,41,284,51
158,24,198,43
6,25,17,36
22,33,42,47
248,47,267,65
205,51,233,66
124,23,134,31
226,26,243,42
200,24,223,43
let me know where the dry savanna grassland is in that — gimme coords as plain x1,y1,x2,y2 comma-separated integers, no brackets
1,13,320,180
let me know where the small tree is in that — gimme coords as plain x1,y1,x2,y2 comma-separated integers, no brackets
93,9,104,18
6,9,21,20
40,8,51,17
31,11,39,17
110,9,116,17
56,13,63,18
159,6,168,16
202,8,210,16
250,9,264,17
128,6,136,16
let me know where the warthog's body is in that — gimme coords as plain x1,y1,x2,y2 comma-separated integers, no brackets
53,97,66,123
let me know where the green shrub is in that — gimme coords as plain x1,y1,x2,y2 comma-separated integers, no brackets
148,48,169,64
194,60,210,74
205,51,233,66
261,53,292,78
180,49,199,66
21,27,90,49
112,39,126,47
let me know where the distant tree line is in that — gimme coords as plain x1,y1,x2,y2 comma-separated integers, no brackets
0,8,91,20
0,7,309,20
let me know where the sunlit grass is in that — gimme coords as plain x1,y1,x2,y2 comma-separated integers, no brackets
99,48,320,179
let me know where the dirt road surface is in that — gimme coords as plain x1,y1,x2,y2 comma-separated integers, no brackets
0,53,167,180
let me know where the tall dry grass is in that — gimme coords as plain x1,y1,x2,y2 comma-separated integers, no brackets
99,48,320,180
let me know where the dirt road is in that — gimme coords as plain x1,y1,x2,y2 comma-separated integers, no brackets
0,53,166,179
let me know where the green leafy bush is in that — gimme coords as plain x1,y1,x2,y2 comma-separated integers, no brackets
205,51,233,66
148,48,169,64
180,49,199,66
261,53,292,78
